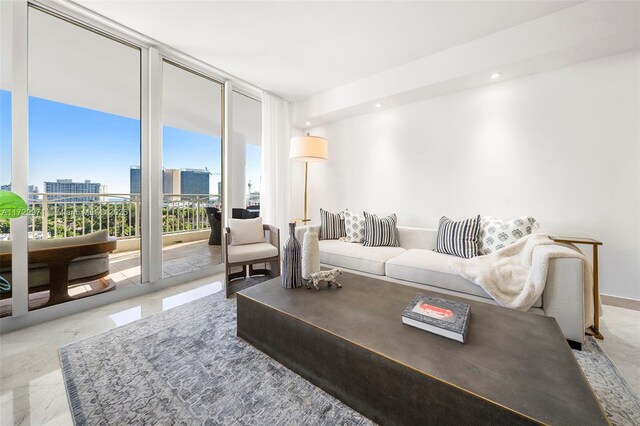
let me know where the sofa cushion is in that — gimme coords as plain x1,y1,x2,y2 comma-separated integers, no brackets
0,229,112,254
385,249,542,308
478,216,539,255
434,215,480,259
228,242,278,263
396,226,438,250
342,210,365,243
2,257,111,288
363,212,400,247
320,208,345,240
319,240,405,276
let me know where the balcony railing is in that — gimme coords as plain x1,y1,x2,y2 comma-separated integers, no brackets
2,193,221,240
0,192,260,241
162,193,220,235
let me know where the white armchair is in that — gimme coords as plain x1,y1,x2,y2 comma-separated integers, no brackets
224,224,280,298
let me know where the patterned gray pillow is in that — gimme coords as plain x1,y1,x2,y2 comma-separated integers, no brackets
341,210,365,243
478,216,540,255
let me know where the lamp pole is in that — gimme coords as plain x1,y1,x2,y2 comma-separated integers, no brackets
303,161,309,223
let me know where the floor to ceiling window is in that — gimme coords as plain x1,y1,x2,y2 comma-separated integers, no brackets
0,0,12,315
21,7,142,312
161,61,223,278
0,3,264,321
231,90,262,216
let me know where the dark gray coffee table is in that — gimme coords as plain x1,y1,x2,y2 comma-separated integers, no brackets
237,272,606,425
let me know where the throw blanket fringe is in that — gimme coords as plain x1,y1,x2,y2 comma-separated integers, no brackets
449,234,594,321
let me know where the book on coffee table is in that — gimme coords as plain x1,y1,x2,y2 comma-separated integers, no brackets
401,294,471,343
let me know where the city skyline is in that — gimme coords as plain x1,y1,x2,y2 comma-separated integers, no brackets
0,90,261,196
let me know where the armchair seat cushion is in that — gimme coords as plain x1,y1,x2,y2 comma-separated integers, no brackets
228,242,278,263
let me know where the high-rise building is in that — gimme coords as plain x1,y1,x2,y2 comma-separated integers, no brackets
130,166,141,194
44,179,101,202
181,169,210,195
130,166,182,198
180,169,211,194
1,184,40,202
163,169,181,195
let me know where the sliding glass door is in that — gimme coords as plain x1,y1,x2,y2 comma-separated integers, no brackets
0,4,265,319
161,61,223,278
230,90,262,216
0,0,12,315
23,7,141,311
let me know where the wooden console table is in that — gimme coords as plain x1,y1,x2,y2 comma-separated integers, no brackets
550,236,603,340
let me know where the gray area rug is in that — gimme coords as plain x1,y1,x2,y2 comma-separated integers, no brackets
60,288,640,426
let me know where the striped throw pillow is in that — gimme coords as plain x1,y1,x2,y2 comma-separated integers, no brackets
434,215,481,259
320,208,345,240
363,212,400,247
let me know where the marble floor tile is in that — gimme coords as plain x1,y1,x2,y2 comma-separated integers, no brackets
0,274,226,426
598,304,640,397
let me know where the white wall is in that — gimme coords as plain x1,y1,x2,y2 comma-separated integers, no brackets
299,50,640,300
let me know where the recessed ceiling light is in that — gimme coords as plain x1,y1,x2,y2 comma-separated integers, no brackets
490,72,502,79
305,121,311,126
375,103,383,108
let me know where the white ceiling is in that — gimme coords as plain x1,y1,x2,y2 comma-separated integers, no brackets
23,7,261,143
74,0,581,101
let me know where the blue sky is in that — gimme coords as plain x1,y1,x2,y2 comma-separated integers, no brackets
0,91,11,187
0,90,261,195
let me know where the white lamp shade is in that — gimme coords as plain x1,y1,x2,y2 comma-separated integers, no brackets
290,136,328,162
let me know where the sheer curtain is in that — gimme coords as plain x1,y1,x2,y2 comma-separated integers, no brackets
260,93,292,234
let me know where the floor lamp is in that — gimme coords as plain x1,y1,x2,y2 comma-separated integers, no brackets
290,134,328,223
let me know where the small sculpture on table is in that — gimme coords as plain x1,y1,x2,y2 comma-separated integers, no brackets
306,268,343,291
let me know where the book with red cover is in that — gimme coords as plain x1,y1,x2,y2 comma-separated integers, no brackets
401,294,470,343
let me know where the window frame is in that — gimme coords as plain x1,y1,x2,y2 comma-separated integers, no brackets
2,0,263,325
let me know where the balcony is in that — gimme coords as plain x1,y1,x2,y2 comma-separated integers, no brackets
0,192,262,316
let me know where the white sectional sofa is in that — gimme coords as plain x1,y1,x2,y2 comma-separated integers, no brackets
297,225,589,348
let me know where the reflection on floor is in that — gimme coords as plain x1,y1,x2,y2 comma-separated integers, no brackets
0,240,222,317
1,276,638,426
109,239,223,288
0,275,225,426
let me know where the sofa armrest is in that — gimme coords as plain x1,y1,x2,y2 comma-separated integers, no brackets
295,224,321,243
543,257,589,345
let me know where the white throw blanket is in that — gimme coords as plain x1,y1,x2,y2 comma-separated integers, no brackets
449,233,592,313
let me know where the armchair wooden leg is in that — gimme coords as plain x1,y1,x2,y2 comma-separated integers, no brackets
227,265,247,282
270,258,281,278
249,264,271,277
226,265,248,299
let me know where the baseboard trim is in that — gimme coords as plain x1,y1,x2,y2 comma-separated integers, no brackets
601,294,640,311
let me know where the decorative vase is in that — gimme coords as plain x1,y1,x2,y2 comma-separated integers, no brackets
282,222,303,289
302,228,320,281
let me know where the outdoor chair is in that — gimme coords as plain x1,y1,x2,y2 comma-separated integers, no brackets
205,207,222,245
0,230,117,309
